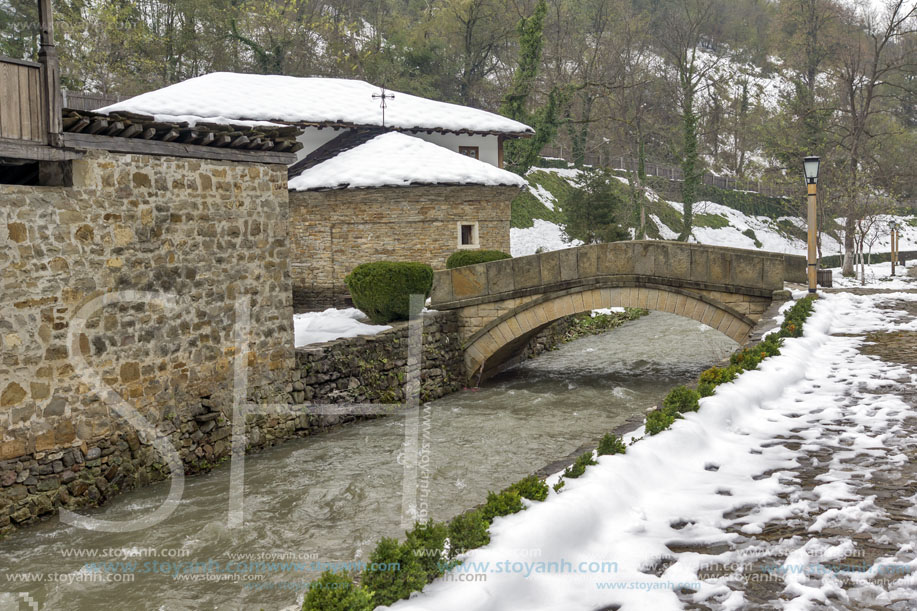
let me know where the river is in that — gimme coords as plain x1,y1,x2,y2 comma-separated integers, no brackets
0,311,736,611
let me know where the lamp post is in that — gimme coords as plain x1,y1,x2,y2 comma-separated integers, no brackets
803,156,820,294
889,220,898,276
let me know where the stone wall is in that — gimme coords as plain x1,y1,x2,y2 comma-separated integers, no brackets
289,185,518,311
0,150,295,533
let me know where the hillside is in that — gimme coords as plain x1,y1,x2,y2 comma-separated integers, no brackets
510,165,917,259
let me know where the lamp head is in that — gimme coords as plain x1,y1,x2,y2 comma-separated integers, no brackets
803,156,820,185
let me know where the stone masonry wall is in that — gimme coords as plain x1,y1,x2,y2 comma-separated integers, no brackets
289,185,518,312
0,151,295,533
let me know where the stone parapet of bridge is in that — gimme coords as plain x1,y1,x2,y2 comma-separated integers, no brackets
430,241,804,379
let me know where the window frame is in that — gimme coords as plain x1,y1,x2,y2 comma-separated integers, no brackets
457,221,480,249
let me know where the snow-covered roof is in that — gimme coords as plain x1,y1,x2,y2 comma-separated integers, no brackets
288,132,527,191
99,72,534,137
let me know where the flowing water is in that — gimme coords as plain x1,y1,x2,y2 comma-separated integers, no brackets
0,312,736,611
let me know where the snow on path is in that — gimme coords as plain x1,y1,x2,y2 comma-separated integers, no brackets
390,291,917,611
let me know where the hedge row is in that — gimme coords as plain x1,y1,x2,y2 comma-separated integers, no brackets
302,475,549,610
819,250,917,270
645,295,817,437
446,249,511,269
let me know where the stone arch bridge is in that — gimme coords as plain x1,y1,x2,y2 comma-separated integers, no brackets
429,241,806,380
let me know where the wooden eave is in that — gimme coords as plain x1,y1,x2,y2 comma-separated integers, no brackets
59,109,303,165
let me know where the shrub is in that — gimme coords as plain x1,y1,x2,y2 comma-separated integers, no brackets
481,489,524,523
302,571,373,611
780,296,815,338
405,520,448,581
562,451,597,479
663,386,700,414
505,475,549,502
552,479,565,493
360,537,426,607
645,408,678,436
596,433,626,456
447,509,490,557
742,228,763,248
345,262,433,324
446,250,511,269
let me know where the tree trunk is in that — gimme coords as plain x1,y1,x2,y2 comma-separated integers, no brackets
678,83,697,242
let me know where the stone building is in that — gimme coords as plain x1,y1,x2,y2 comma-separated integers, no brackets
286,131,525,309
1,45,305,530
100,73,533,310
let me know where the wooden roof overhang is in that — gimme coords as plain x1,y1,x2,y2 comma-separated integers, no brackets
59,109,302,165
291,121,533,138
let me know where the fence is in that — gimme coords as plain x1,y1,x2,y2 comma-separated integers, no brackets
62,91,125,112
0,56,46,143
540,145,794,199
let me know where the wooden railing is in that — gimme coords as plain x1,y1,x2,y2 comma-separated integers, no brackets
0,56,46,144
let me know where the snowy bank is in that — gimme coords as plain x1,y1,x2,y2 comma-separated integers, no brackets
293,308,390,347
390,291,917,610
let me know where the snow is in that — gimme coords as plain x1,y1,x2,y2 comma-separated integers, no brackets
293,308,390,347
98,72,533,135
390,291,917,610
827,261,916,290
528,183,557,211
510,219,580,257
287,132,527,191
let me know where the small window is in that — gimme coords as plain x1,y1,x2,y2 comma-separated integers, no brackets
457,222,479,249
458,146,479,160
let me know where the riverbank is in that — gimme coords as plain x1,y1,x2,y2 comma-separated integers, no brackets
389,290,917,611
0,310,729,611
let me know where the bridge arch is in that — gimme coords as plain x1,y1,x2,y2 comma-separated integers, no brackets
428,241,804,380
462,282,753,380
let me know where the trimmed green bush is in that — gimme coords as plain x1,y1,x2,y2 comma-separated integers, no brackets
447,509,490,558
446,249,511,269
663,386,700,414
505,475,549,502
302,571,373,611
360,537,426,607
596,433,626,456
742,228,763,248
481,489,524,523
345,262,433,324
780,296,815,338
562,451,597,479
405,520,448,581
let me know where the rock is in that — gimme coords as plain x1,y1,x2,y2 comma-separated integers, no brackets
37,476,59,492
907,266,917,278
85,447,101,460
0,471,16,487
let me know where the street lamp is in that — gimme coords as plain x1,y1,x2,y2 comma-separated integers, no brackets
889,219,899,276
803,156,820,294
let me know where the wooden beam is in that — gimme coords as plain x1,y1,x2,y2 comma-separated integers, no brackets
37,0,62,146
102,121,124,136
161,129,179,142
85,119,108,134
0,138,83,161
118,123,143,138
60,132,296,165
213,134,232,147
141,127,156,139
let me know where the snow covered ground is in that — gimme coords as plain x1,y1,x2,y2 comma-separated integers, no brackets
510,218,581,257
390,291,917,610
293,308,390,347
828,261,917,290
510,167,917,261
